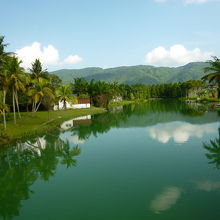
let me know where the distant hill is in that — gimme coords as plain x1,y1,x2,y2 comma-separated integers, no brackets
50,62,208,85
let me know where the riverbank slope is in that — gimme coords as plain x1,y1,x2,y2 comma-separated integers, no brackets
0,107,106,145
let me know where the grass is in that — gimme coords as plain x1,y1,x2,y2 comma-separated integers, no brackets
108,100,135,107
0,107,106,145
108,99,147,107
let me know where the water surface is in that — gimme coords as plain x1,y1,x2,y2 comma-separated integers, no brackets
0,101,220,220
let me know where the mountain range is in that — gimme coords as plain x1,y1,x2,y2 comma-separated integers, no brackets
51,62,208,85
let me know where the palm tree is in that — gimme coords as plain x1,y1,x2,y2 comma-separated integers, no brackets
0,36,12,69
202,56,220,98
0,70,10,129
28,78,54,114
0,36,12,129
73,77,88,95
0,91,9,130
5,56,27,124
56,85,77,109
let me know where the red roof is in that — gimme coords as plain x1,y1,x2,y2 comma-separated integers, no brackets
77,98,90,104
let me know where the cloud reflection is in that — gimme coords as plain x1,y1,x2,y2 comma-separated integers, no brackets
67,135,85,144
150,186,182,213
60,133,85,145
148,122,215,143
195,180,220,192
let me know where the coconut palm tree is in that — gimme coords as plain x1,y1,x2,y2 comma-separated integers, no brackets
202,56,220,98
73,77,88,95
0,91,9,130
0,36,12,129
56,85,77,109
0,70,10,129
5,56,27,124
28,78,55,114
0,36,12,69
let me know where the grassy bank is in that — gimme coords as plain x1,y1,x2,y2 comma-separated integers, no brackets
0,107,106,145
108,100,135,107
108,99,148,108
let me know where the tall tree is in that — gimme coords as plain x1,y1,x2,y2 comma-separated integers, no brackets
5,56,27,124
0,36,12,129
28,78,54,114
29,59,48,80
73,78,88,95
56,85,77,109
0,91,9,129
202,56,220,98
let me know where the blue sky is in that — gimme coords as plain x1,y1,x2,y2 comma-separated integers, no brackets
1,0,220,70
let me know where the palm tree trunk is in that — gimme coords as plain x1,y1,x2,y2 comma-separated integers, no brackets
35,99,42,112
218,82,220,99
2,89,7,129
15,89,21,119
12,86,16,124
63,99,66,109
32,100,35,117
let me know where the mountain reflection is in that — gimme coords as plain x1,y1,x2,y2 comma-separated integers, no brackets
0,129,81,220
204,127,220,169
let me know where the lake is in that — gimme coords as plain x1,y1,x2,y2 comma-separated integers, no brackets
0,101,220,220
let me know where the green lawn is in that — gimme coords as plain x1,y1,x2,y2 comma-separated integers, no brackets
108,99,147,108
0,107,106,145
108,100,135,107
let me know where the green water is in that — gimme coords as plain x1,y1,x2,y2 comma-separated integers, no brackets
0,101,220,220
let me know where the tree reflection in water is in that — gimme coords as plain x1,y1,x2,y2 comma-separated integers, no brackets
204,127,220,169
0,129,81,220
70,100,219,142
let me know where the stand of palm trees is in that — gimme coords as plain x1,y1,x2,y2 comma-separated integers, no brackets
1,35,220,132
202,56,220,98
0,37,66,129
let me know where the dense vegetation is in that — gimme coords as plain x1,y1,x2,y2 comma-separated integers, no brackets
0,35,220,134
51,62,208,84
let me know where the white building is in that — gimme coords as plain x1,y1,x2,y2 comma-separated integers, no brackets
54,98,91,110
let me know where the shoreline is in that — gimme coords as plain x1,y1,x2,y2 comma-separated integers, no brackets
0,107,106,146
0,100,139,146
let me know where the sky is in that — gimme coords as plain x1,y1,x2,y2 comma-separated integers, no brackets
1,0,220,71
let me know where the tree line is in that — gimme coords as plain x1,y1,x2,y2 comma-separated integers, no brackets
1,35,220,130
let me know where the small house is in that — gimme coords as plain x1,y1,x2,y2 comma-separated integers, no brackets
54,98,90,110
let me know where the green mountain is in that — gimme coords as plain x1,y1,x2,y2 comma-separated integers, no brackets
51,62,208,85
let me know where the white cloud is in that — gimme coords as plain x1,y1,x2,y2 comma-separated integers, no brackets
150,186,182,213
154,0,167,2
16,42,82,69
154,0,218,4
183,0,215,4
148,122,216,144
145,44,212,67
63,55,82,65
